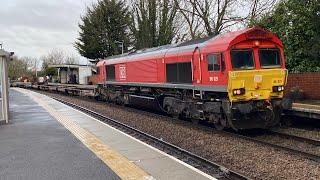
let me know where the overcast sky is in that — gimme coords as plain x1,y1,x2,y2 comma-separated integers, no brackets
0,0,96,62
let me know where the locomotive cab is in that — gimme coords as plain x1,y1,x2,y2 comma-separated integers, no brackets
228,47,286,102
224,30,290,129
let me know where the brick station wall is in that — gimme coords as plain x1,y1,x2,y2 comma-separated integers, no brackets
285,72,320,100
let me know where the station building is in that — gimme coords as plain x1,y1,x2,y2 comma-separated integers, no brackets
49,64,96,85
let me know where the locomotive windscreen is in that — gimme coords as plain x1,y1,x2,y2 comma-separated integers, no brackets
231,49,255,70
106,65,115,81
166,62,192,84
259,48,281,68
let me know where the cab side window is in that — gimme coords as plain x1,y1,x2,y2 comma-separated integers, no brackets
96,67,100,75
106,65,115,81
207,54,221,71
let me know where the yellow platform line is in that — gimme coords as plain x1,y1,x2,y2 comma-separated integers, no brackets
15,88,152,180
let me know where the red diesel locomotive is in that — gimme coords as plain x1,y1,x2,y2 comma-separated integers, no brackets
95,27,291,130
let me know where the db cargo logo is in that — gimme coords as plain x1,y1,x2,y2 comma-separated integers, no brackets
119,64,126,80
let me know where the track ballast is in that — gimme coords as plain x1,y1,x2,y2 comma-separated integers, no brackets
53,96,249,180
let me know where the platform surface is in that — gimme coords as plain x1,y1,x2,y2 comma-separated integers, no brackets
0,89,120,180
6,88,215,180
293,100,320,111
287,100,320,119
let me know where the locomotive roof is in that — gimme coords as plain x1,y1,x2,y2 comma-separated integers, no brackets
99,31,222,63
176,35,216,47
99,36,219,64
98,27,281,65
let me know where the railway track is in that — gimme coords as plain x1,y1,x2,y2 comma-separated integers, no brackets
52,97,249,180
30,89,320,179
268,130,320,146
41,88,320,162
33,88,320,164
227,130,320,162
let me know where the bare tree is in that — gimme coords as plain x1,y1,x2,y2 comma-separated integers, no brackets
176,0,239,36
64,55,78,64
8,56,36,80
245,0,278,24
39,49,79,77
175,0,204,39
41,49,79,68
175,0,278,39
41,49,64,66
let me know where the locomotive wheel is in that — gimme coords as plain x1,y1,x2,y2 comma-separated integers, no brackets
164,105,178,118
214,119,226,130
261,107,275,128
179,108,191,121
116,97,125,106
209,114,226,130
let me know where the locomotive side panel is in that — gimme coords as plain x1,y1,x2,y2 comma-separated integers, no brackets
96,64,106,83
157,58,165,83
165,51,193,84
199,52,228,86
119,59,158,83
163,51,179,83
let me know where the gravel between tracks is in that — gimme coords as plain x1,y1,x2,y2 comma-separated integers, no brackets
35,91,320,180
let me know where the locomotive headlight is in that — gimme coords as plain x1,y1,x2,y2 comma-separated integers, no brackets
233,88,245,96
278,86,282,91
273,86,284,92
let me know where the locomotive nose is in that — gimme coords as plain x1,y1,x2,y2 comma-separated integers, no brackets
228,69,286,102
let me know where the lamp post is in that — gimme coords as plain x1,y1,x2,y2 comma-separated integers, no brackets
35,60,37,77
115,40,124,55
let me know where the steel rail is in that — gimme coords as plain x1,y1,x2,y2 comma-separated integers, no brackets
223,131,320,162
268,130,320,146
52,97,249,180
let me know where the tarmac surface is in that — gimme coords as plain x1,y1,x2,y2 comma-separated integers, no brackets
0,90,120,180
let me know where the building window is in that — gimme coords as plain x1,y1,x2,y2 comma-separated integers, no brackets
208,54,221,71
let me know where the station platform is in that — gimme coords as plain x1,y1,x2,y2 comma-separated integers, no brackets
1,88,215,180
286,100,320,119
293,100,320,110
